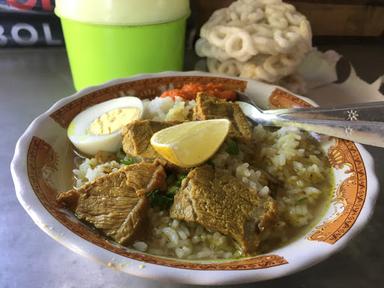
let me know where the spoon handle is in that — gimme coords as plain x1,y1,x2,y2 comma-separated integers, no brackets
266,101,384,122
272,104,384,147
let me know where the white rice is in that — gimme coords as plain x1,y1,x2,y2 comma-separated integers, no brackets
143,208,241,259
142,96,195,122
133,241,148,252
73,158,122,188
73,96,331,259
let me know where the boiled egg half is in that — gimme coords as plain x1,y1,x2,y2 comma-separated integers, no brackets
67,97,143,156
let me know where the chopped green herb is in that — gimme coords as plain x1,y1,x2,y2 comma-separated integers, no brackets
148,189,174,210
168,185,179,195
296,197,307,204
147,173,187,210
226,139,239,155
119,156,137,166
176,174,187,186
147,172,187,210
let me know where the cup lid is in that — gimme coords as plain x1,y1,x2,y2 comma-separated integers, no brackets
55,0,190,25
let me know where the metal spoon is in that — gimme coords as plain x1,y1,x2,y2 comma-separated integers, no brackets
236,93,384,148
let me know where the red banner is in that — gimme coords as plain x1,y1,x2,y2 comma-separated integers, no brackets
0,0,63,47
1,0,54,12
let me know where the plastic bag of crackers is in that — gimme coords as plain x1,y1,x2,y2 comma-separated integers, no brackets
195,0,312,84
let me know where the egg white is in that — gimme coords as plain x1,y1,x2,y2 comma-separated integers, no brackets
67,96,143,156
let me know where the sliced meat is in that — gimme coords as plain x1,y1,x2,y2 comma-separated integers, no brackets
170,165,277,254
193,93,252,141
125,160,167,196
57,162,166,245
121,120,174,159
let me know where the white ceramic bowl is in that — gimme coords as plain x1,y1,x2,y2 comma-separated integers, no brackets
11,72,379,285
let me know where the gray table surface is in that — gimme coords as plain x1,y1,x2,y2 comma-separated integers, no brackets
0,45,383,288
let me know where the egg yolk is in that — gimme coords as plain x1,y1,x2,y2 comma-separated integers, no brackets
89,107,140,135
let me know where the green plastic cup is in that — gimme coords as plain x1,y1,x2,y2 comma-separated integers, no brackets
55,0,190,91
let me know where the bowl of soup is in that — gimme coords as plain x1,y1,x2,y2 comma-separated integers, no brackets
11,71,379,285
